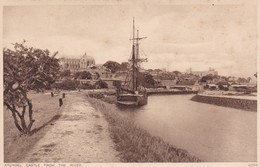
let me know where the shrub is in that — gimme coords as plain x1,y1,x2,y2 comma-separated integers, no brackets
53,79,80,90
74,71,92,80
94,80,108,89
79,82,94,90
204,85,209,89
218,85,224,90
60,70,71,77
113,80,121,89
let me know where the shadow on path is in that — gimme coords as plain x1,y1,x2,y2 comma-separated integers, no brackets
31,114,61,135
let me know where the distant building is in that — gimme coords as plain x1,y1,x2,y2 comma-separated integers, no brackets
172,80,196,91
59,53,95,72
160,79,177,89
186,67,218,77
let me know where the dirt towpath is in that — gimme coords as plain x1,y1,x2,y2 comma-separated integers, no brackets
22,93,119,163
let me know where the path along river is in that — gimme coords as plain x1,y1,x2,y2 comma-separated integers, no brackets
115,94,257,162
22,93,119,163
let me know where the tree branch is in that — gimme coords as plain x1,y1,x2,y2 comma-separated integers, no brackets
27,100,35,133
4,102,23,132
21,105,26,117
4,102,14,112
12,104,22,118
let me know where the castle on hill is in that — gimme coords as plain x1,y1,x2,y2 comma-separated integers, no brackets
59,53,95,72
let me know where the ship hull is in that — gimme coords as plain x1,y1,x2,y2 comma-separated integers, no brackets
116,92,148,107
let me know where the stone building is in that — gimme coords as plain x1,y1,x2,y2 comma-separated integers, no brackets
186,67,218,77
59,53,95,72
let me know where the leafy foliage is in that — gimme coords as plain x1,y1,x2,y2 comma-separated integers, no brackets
218,85,224,90
160,72,175,80
103,61,121,73
74,71,92,79
237,77,247,83
120,62,130,71
136,73,156,88
113,80,121,89
52,79,80,90
60,70,71,78
4,42,60,134
94,72,100,79
172,70,182,75
79,82,95,90
142,73,156,88
61,79,80,90
200,75,213,82
89,65,98,69
247,77,252,83
94,80,108,89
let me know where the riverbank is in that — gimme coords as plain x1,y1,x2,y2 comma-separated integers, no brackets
87,97,201,162
191,94,257,112
147,88,198,95
74,88,198,96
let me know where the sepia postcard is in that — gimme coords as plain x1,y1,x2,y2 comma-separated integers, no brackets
1,0,259,167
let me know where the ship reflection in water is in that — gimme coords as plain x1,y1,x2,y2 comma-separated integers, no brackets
116,94,257,162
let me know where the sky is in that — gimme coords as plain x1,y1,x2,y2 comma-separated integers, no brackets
3,4,257,77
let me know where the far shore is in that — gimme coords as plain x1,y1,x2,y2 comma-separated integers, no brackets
191,94,257,112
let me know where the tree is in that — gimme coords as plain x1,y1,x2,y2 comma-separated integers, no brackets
61,79,80,90
200,75,213,82
237,77,247,84
172,70,182,75
4,42,60,135
94,80,108,89
79,82,94,90
218,84,224,90
139,73,156,88
120,62,129,71
113,80,121,89
95,72,100,79
103,61,121,73
227,76,232,81
247,77,252,83
80,71,92,79
60,70,71,78
89,65,98,69
74,71,92,80
220,76,228,81
160,72,175,80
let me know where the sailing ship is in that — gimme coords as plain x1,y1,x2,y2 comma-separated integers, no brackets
116,19,148,106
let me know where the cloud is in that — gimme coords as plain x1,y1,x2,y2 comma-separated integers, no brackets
3,5,257,77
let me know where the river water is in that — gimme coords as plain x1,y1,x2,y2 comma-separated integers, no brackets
115,94,257,162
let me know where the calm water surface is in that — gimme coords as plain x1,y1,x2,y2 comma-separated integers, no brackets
116,95,257,162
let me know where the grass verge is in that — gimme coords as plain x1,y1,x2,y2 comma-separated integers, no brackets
4,92,63,162
87,97,202,162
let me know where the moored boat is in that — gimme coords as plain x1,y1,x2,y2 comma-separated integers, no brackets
116,19,148,107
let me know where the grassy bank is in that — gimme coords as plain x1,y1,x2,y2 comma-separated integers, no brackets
4,92,63,162
87,97,201,162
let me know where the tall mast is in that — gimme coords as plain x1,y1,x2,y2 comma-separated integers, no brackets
132,18,136,92
133,19,135,47
137,29,139,59
129,19,147,92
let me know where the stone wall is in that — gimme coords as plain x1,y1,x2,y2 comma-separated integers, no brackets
191,94,257,112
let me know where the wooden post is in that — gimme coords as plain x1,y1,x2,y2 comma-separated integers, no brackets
59,98,63,107
51,92,54,97
62,93,65,98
